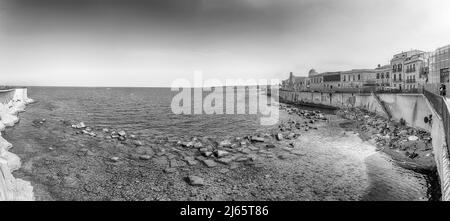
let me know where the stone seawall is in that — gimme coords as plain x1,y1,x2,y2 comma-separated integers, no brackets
279,90,450,201
0,88,34,201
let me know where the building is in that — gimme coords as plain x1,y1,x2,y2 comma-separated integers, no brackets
403,52,429,91
375,64,392,90
341,69,377,91
282,72,308,91
390,50,424,91
429,45,450,84
321,72,342,90
307,69,324,91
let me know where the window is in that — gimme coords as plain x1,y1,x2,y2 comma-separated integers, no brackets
386,73,389,78
358,74,361,80
377,73,380,79
381,73,384,79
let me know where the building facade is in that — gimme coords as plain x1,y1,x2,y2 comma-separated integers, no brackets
375,64,392,90
429,45,450,84
403,52,429,91
390,50,424,91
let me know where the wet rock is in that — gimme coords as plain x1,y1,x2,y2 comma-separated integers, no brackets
118,131,127,137
72,122,86,129
186,176,204,186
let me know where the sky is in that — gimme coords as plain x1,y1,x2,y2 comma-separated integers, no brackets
0,0,450,87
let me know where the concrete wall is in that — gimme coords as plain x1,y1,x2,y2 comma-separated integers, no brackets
378,94,433,131
0,88,34,201
424,98,450,201
280,89,450,200
280,90,388,118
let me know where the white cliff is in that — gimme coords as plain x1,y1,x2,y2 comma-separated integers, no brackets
0,88,34,201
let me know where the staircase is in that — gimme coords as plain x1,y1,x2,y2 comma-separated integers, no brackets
372,92,392,119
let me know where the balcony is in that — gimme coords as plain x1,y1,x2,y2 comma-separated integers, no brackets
406,79,417,83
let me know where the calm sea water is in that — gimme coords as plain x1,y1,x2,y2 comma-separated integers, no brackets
26,87,273,139
5,87,431,201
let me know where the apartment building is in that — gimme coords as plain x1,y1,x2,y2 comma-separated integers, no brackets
375,64,392,89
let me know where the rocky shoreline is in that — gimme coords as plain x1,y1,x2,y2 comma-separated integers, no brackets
0,90,34,201
11,102,353,201
335,107,441,200
6,97,435,201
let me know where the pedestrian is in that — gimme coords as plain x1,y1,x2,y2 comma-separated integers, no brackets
440,83,447,97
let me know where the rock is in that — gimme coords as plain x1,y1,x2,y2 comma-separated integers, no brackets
219,140,232,148
202,159,217,167
251,136,265,142
102,128,109,133
118,136,126,141
216,157,233,165
248,146,259,151
181,141,194,148
110,157,119,162
235,157,249,162
186,176,204,186
164,168,177,173
132,140,144,146
202,151,213,157
72,122,86,129
214,150,229,158
276,133,283,141
139,155,151,160
129,134,137,139
184,157,198,166
408,136,419,141
219,168,230,174
266,143,276,148
118,131,127,137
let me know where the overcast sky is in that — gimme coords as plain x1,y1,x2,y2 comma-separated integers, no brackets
0,0,449,87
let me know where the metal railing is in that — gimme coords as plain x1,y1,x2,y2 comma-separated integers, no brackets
423,89,450,156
